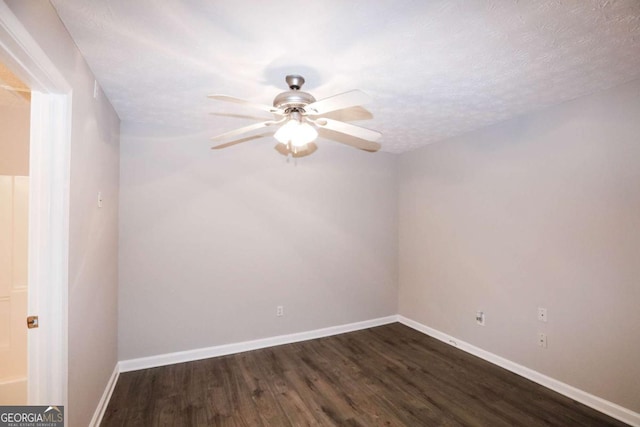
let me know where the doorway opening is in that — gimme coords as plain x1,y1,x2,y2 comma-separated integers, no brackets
0,2,71,409
0,60,30,404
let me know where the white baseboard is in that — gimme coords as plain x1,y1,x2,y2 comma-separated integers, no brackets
119,315,398,372
89,363,120,427
398,315,640,427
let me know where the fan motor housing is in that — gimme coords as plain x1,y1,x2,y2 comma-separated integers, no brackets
273,90,316,110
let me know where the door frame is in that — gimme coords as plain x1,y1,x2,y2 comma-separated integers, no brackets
0,2,70,408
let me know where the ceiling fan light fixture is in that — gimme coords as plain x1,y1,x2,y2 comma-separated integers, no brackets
291,122,318,147
274,119,299,143
274,116,318,147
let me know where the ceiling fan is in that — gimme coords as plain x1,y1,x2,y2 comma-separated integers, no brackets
209,75,382,157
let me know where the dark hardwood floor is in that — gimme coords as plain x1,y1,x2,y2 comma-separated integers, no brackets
102,323,628,426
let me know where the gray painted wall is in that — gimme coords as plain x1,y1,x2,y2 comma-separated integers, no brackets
118,128,398,360
398,79,640,413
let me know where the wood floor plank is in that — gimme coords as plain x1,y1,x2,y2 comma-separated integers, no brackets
102,324,629,426
357,328,531,426
285,341,379,426
234,352,285,426
375,324,625,427
300,339,402,426
252,347,319,426
334,332,489,427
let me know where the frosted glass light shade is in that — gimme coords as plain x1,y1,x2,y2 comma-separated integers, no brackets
274,119,318,146
274,119,299,143
291,122,318,147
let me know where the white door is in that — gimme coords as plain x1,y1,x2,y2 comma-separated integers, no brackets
0,175,29,404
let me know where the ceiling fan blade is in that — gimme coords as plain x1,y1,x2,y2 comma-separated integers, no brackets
344,140,380,152
321,105,373,122
337,139,381,152
209,112,274,121
318,128,381,152
208,94,284,115
211,134,269,150
305,90,371,115
210,119,282,147
314,118,381,142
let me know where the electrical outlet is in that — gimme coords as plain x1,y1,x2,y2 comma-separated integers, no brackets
475,311,485,326
537,307,547,322
276,305,284,317
538,332,548,348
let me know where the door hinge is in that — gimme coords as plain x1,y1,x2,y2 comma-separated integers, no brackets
27,316,39,329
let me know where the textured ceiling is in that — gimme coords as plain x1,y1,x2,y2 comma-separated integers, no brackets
51,0,640,153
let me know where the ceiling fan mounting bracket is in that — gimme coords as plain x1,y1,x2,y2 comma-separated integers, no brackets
285,74,305,90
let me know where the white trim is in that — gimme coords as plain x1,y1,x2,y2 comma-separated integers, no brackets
120,316,398,372
398,315,640,427
88,364,120,427
28,92,71,407
0,2,69,92
0,1,71,412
